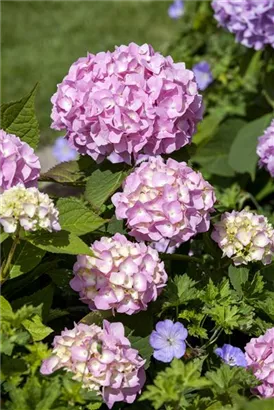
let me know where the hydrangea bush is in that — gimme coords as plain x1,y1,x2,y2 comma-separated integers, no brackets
1,2,274,410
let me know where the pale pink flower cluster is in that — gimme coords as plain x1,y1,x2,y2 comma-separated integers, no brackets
0,184,61,233
0,129,40,193
257,119,274,177
51,43,203,164
212,210,274,266
112,157,216,250
70,233,167,314
40,321,146,408
245,327,274,398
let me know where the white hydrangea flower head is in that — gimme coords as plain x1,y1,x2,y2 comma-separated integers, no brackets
0,184,61,233
212,210,274,266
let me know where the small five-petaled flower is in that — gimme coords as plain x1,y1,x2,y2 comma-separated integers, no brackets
150,319,188,363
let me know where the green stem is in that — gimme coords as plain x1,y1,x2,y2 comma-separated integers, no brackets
0,228,20,284
160,253,202,264
256,179,274,201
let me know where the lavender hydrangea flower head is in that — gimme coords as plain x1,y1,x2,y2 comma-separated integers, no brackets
52,137,77,162
0,184,61,233
192,61,213,91
112,156,216,251
245,327,274,398
168,0,184,19
212,0,274,50
150,320,188,363
0,129,40,193
211,210,274,266
40,321,146,408
215,344,247,367
257,119,274,177
51,43,203,164
70,233,167,315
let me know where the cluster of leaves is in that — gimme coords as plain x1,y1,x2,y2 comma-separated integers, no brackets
1,1,274,409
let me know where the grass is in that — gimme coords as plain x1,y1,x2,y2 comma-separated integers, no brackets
1,0,181,146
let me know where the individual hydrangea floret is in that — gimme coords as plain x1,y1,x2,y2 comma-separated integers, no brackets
52,136,78,162
0,184,61,233
215,344,247,367
245,327,274,398
51,42,203,164
40,320,146,408
211,210,274,266
70,233,167,315
168,0,184,19
0,129,40,193
257,119,274,177
212,0,274,50
192,61,213,91
112,156,216,251
149,320,188,363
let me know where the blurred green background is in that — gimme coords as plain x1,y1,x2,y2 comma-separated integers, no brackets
1,0,179,146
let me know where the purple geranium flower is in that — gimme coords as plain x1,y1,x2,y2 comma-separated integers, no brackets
215,344,247,367
150,320,188,363
192,61,213,91
168,0,184,20
52,137,77,162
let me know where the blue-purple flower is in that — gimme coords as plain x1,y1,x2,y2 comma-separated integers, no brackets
168,0,184,20
52,137,77,162
192,61,213,91
149,320,188,363
215,344,247,367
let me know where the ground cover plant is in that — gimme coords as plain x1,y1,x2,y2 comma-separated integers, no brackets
1,1,274,410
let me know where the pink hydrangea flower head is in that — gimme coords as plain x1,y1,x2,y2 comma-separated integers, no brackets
40,321,146,408
212,210,274,266
212,0,274,50
245,327,274,398
257,119,274,177
51,43,203,164
0,184,61,233
112,157,216,250
0,130,41,193
70,233,167,314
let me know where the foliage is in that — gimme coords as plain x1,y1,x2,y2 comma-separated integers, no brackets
1,1,274,410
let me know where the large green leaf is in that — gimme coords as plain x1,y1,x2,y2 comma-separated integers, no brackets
193,107,227,146
39,155,97,184
85,166,129,211
193,118,246,177
3,240,45,279
12,284,54,320
1,84,39,149
228,266,249,297
228,114,273,179
25,231,93,256
57,197,106,236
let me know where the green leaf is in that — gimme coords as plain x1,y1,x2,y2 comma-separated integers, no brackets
22,314,53,341
128,335,153,370
228,266,249,297
57,197,106,236
85,165,129,210
193,118,246,177
0,295,14,321
1,84,39,149
162,274,199,311
40,161,84,184
36,377,60,410
3,240,46,279
263,70,274,108
228,114,273,179
193,108,227,146
0,232,9,244
25,230,93,256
